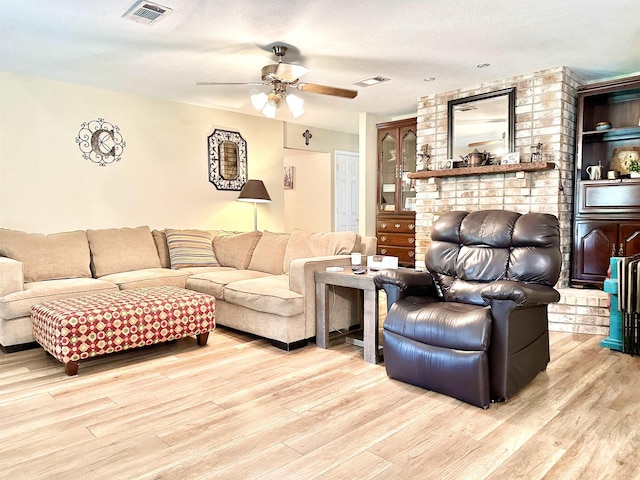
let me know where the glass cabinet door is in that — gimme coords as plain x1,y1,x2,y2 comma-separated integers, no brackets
379,132,397,212
400,128,417,212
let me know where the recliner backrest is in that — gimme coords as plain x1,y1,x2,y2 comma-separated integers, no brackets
426,210,561,305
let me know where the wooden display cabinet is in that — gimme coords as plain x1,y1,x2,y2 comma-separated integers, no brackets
571,75,640,288
376,118,417,267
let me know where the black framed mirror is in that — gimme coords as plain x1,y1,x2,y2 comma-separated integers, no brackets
208,129,247,191
447,88,516,163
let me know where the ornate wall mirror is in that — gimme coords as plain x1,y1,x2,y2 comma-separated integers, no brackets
447,87,516,163
208,129,247,190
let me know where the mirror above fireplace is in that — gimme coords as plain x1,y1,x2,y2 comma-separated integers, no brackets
447,88,516,163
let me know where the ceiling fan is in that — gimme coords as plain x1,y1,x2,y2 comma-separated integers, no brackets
197,45,358,118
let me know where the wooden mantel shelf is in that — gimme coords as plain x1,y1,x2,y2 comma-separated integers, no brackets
408,161,556,179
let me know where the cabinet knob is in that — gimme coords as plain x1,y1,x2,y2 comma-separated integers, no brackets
408,238,414,244
380,248,387,254
381,223,387,228
408,224,415,230
618,243,624,256
380,235,387,242
612,244,616,257
394,223,401,229
408,251,414,257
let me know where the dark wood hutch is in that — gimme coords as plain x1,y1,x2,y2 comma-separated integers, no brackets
376,118,417,267
571,75,640,288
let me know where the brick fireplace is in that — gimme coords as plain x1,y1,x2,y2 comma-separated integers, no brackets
412,66,609,334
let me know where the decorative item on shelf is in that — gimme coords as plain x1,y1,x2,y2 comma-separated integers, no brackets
630,159,640,178
501,152,520,165
460,148,489,167
387,148,396,162
607,170,620,180
237,179,271,231
595,121,612,131
417,144,431,169
586,162,602,180
610,147,640,175
437,159,453,170
530,142,543,162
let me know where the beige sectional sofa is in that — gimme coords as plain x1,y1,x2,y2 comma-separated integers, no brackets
0,226,376,352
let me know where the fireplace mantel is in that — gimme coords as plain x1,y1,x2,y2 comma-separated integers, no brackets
408,161,556,180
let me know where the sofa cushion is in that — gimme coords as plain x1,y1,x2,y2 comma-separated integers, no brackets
87,226,160,277
248,231,290,275
151,229,171,269
165,229,218,269
224,275,304,317
283,230,358,273
0,278,118,320
0,228,91,283
213,231,261,270
186,269,271,299
98,268,190,290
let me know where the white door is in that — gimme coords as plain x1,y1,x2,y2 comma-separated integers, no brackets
334,150,359,232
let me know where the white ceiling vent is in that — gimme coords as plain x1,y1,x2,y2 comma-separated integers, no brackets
122,1,172,25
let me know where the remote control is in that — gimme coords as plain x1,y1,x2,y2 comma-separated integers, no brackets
353,268,367,274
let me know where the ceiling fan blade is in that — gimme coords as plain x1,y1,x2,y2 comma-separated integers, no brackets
468,139,505,147
196,81,264,86
296,83,358,99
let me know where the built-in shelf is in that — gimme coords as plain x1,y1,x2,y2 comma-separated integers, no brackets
582,126,640,142
408,161,556,179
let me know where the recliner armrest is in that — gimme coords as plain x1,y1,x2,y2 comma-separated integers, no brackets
373,269,437,311
481,280,560,307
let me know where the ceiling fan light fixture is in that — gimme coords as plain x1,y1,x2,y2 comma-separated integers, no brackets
262,102,277,118
286,93,305,118
250,92,268,110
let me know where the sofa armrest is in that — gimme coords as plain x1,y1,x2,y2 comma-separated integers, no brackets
0,257,25,297
481,280,560,307
373,269,437,311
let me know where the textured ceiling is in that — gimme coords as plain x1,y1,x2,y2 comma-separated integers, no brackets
1,0,639,134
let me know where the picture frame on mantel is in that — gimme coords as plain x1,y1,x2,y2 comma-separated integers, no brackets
501,152,520,165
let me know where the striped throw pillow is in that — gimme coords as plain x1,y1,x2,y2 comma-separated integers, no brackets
165,229,218,269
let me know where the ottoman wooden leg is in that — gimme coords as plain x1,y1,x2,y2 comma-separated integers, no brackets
65,361,79,376
196,332,209,346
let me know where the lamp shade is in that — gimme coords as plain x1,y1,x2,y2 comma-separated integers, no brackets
237,179,272,203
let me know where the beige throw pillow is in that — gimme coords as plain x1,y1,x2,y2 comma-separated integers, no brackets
151,229,171,269
247,231,290,274
0,228,91,282
282,230,358,273
165,229,218,269
213,231,261,269
87,226,161,277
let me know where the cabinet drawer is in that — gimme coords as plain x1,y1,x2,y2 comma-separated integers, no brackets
580,180,640,213
377,232,415,247
376,245,415,265
377,219,415,233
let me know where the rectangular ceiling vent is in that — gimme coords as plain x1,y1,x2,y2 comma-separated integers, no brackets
122,1,172,25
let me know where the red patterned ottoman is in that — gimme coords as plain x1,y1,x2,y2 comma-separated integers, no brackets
31,286,215,375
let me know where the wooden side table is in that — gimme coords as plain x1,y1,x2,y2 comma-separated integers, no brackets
314,269,381,364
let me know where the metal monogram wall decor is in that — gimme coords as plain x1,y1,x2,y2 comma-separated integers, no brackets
208,129,247,191
75,118,125,166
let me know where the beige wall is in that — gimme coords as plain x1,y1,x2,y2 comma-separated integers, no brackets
0,71,355,235
283,149,332,232
284,123,357,152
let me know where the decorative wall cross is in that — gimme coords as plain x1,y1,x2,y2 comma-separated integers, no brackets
302,129,313,146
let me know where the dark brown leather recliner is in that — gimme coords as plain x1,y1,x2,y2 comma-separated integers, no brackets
374,210,562,408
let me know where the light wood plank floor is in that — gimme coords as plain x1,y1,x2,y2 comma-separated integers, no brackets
1,327,639,480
